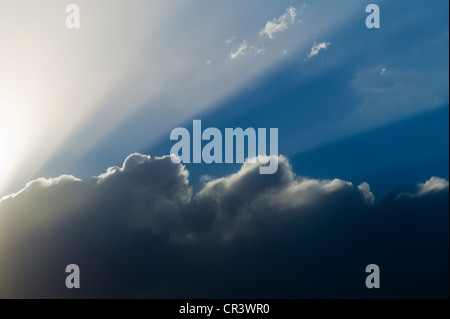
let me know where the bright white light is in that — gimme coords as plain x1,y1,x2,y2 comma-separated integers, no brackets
0,108,16,183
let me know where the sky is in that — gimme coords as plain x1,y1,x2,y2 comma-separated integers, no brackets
0,0,448,298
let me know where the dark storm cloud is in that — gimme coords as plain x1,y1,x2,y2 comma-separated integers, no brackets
0,154,448,298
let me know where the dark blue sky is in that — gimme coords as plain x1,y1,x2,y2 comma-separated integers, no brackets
141,0,449,198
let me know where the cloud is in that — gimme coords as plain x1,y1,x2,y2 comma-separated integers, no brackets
396,177,450,199
418,177,450,195
229,40,265,60
260,7,298,39
225,36,235,44
230,40,249,59
0,153,448,298
358,182,375,205
307,41,330,59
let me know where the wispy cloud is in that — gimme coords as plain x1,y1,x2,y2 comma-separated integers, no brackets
230,40,249,59
225,36,235,44
418,177,449,196
260,6,298,39
229,40,264,60
397,177,450,199
307,41,330,59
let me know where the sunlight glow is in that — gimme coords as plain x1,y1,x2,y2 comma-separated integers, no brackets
0,107,17,184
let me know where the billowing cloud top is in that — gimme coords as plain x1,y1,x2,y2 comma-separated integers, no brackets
0,154,448,298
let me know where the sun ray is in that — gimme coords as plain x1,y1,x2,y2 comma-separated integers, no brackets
0,107,17,189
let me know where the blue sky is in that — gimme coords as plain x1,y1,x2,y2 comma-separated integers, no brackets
30,0,449,200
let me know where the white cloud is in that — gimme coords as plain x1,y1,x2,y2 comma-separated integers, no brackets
307,42,330,59
230,40,249,59
256,48,266,55
358,182,375,205
381,67,387,74
396,177,449,199
260,7,298,40
229,40,264,60
199,174,215,185
417,177,449,196
225,36,235,44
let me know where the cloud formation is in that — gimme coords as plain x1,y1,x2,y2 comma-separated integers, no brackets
0,154,448,298
229,40,265,60
260,7,298,39
418,177,449,195
225,36,235,44
397,176,450,199
307,41,330,59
